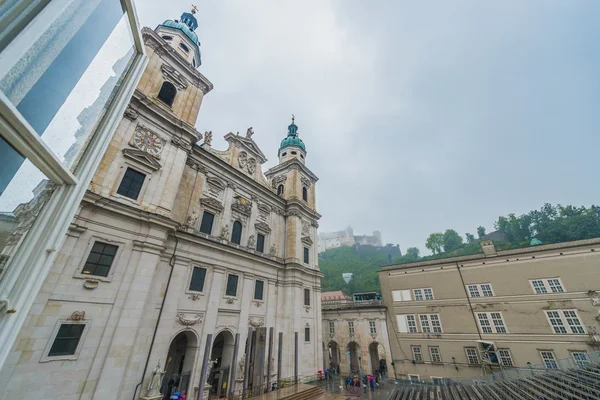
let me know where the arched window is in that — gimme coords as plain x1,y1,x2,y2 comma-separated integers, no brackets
277,185,284,196
179,43,189,52
302,186,308,201
231,221,242,245
157,81,176,106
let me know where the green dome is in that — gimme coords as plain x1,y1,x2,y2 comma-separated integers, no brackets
279,116,306,152
160,20,199,45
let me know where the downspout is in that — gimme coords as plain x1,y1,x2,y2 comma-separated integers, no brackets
132,231,179,400
456,262,483,340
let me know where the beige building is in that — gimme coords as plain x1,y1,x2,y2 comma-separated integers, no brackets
0,10,323,400
321,291,393,376
378,239,600,382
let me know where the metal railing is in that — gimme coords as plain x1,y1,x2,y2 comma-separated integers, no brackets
322,299,385,310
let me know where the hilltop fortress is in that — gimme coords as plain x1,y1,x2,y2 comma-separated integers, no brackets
318,226,383,253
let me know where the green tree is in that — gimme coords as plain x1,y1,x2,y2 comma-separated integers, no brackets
465,233,476,243
425,233,444,254
442,229,463,252
477,226,486,238
405,247,420,261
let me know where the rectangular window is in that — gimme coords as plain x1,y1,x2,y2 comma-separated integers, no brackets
303,247,309,264
48,324,86,357
545,310,585,334
348,321,355,334
117,167,145,200
225,274,239,297
571,351,590,366
256,233,265,252
254,280,264,300
465,348,479,364
329,321,335,335
498,349,513,367
199,211,214,235
467,284,493,297
189,267,207,292
429,346,442,363
408,374,420,383
476,312,507,333
304,288,310,306
369,321,376,334
413,289,423,301
424,288,434,300
412,288,433,301
82,242,118,277
432,377,443,385
406,315,418,333
411,346,423,362
540,351,558,369
305,327,310,342
392,290,412,302
530,278,565,294
419,314,442,333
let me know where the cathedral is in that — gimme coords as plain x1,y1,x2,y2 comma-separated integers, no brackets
0,9,322,400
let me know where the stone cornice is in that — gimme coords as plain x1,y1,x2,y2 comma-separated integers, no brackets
286,200,322,220
130,92,202,144
265,159,318,182
141,27,213,94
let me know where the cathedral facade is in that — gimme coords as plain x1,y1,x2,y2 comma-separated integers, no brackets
0,11,322,400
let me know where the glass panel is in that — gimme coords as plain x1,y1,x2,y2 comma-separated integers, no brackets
199,211,214,235
189,267,206,292
0,0,136,172
225,274,238,297
256,233,265,252
0,140,54,281
48,324,85,356
254,280,264,300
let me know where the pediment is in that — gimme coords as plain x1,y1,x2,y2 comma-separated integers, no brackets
200,197,224,212
122,148,162,171
224,133,267,164
301,236,313,246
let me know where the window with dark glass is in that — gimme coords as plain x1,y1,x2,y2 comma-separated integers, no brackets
304,288,310,306
277,185,284,195
254,280,264,300
199,211,214,234
189,267,206,292
302,186,308,201
157,81,176,106
231,221,242,244
180,43,189,52
303,247,309,264
48,324,85,357
82,242,118,277
117,167,145,200
226,274,239,297
305,327,310,342
162,35,173,40
256,234,265,252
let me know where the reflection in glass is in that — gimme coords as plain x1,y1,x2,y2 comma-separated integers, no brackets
0,140,54,280
0,0,135,181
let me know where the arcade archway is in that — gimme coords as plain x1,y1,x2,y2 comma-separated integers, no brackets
162,331,198,398
328,341,341,373
347,342,360,373
209,331,235,396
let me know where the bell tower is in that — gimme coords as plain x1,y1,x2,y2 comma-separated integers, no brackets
265,116,319,268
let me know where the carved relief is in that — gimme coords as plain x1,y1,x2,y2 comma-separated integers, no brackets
206,177,225,197
219,225,230,240
70,311,85,321
270,244,277,256
311,221,319,228
287,210,301,218
237,151,256,175
176,313,203,326
247,235,256,248
301,176,311,188
83,279,99,290
301,220,310,236
124,106,138,121
248,317,265,328
186,211,198,227
200,197,224,212
271,175,287,188
231,196,252,217
247,158,256,174
171,136,192,152
589,290,600,306
257,203,271,217
161,63,189,90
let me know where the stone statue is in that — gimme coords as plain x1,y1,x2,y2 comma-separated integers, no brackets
237,355,246,379
270,244,276,256
203,131,213,146
186,211,198,227
206,359,217,385
247,234,256,248
147,359,165,396
246,127,254,138
219,224,229,240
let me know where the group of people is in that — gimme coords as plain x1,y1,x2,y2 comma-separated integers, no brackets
342,372,383,393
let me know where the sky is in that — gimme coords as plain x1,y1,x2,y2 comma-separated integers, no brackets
136,0,600,254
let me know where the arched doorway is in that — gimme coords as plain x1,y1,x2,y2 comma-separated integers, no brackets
209,331,235,396
347,342,360,373
369,342,381,375
162,331,198,399
328,341,340,373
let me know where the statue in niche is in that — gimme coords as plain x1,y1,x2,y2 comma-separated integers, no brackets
270,244,277,256
237,355,246,379
203,131,213,146
206,359,217,385
220,224,230,240
186,210,198,227
247,234,256,248
147,360,165,396
246,127,254,138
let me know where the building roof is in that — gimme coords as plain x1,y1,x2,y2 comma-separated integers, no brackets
321,291,351,301
160,9,200,46
279,116,306,153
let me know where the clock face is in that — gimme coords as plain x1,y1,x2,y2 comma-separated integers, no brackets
133,130,163,156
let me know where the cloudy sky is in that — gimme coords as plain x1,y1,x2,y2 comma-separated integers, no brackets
136,0,600,254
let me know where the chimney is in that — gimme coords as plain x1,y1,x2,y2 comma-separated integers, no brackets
480,240,497,257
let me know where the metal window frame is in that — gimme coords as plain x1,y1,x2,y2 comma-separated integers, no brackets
429,346,442,363
464,347,479,364
0,0,147,369
540,350,558,369
411,346,423,362
497,349,513,367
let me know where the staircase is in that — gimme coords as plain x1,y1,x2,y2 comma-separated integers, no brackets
278,386,324,400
